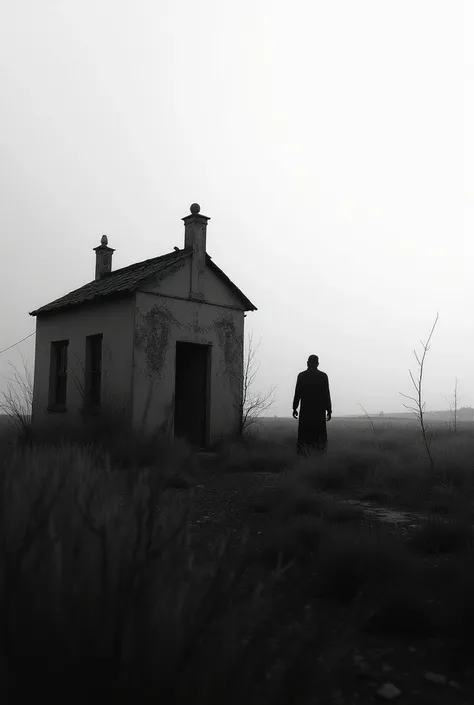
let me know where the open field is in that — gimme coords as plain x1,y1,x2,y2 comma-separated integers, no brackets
1,417,474,703
240,416,474,517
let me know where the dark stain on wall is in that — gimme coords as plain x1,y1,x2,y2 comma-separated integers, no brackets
214,315,243,387
135,305,178,379
136,305,243,405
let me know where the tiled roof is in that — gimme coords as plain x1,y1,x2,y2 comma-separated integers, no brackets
30,248,257,316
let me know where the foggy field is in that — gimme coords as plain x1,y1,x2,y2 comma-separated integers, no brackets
1,0,471,700
257,414,444,442
1,419,474,703
223,415,474,518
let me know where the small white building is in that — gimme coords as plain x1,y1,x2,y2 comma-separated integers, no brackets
30,204,257,447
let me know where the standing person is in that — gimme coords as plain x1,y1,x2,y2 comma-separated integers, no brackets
292,355,332,456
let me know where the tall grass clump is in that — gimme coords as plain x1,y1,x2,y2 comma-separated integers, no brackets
296,441,403,493
409,517,474,554
0,444,247,702
0,358,34,448
28,398,200,488
0,442,356,705
284,421,474,515
219,435,295,474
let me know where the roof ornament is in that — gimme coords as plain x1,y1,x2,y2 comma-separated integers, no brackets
101,234,108,246
190,203,200,214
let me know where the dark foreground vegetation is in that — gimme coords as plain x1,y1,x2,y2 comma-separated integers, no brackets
1,415,474,703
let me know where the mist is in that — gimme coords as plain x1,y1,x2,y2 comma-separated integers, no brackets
1,0,472,416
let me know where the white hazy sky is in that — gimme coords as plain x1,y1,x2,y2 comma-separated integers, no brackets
0,0,473,417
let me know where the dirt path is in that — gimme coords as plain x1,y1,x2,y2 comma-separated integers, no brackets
170,467,429,534
164,464,437,561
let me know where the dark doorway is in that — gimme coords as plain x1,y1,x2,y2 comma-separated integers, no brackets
174,342,210,448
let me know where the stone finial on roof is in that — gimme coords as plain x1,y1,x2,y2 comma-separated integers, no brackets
93,233,115,281
182,203,210,299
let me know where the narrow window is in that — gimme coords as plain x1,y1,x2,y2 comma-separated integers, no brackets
49,340,69,409
85,334,103,407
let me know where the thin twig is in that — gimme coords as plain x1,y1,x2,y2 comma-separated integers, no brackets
239,332,276,435
358,404,376,434
399,313,439,470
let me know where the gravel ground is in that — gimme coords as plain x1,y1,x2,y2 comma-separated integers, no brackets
162,467,427,550
163,469,286,561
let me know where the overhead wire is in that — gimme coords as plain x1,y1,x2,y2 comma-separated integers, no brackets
0,331,36,355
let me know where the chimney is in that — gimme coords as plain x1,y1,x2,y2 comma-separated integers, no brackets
93,234,115,280
182,203,210,299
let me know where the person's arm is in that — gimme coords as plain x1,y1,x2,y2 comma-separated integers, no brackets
292,374,302,418
325,374,332,419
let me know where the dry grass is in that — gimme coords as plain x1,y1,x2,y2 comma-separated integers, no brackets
313,526,419,602
0,440,275,704
0,429,380,705
245,422,474,523
409,517,474,554
257,515,328,564
3,417,474,702
256,420,474,517
239,420,474,653
218,436,295,474
250,480,364,525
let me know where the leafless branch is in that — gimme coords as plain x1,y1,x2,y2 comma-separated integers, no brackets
443,378,459,434
453,377,459,434
0,355,33,434
358,404,376,434
238,332,276,436
399,313,439,470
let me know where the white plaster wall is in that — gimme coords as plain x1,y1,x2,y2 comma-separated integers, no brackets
132,289,245,445
140,257,191,298
202,262,248,308
31,297,135,432
143,255,248,310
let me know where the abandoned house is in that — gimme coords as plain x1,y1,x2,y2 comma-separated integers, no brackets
29,204,257,447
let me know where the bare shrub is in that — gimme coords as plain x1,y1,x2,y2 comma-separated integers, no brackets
358,403,377,434
443,377,459,434
0,356,33,440
400,313,439,470
239,333,276,436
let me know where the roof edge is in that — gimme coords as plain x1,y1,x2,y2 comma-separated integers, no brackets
29,290,135,317
29,249,193,316
205,255,257,311
29,247,257,316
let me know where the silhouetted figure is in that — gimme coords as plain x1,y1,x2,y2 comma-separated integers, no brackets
293,355,332,456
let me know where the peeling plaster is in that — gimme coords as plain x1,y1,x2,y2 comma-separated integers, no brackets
135,305,178,379
133,297,245,441
136,303,243,416
214,315,243,406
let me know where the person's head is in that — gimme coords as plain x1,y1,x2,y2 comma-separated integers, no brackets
307,354,319,370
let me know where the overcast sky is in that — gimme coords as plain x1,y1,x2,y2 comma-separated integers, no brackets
0,0,472,417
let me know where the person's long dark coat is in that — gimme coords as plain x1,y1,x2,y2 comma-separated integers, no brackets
293,368,332,455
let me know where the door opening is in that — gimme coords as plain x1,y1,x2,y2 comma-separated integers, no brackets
174,342,210,448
